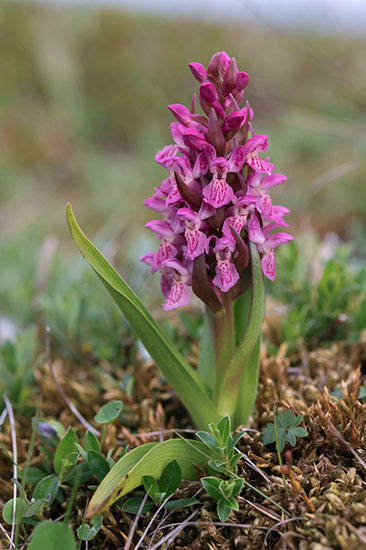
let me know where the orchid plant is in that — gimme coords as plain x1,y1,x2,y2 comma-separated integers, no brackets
66,51,292,518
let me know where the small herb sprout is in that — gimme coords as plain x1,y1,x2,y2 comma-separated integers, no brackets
261,410,308,452
196,415,245,522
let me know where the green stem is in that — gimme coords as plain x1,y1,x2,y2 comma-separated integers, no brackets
213,290,236,403
233,336,261,427
215,243,265,420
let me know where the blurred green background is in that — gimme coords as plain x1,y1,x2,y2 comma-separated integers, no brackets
1,1,366,335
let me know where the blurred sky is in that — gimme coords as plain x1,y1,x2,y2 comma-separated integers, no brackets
38,0,366,35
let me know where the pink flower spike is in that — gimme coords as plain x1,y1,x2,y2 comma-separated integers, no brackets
168,104,192,125
189,62,207,83
261,250,276,282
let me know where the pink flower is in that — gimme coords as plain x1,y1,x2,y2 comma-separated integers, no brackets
161,260,191,311
212,238,239,292
248,213,293,281
202,144,245,208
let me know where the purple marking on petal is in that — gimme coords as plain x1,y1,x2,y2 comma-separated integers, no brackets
163,280,191,310
247,155,274,175
243,135,268,156
213,258,239,292
184,228,207,260
203,178,234,208
156,240,177,269
177,207,200,225
261,250,276,281
155,145,179,167
192,150,209,178
165,183,182,206
228,146,245,173
257,195,273,218
222,215,247,242
203,142,217,164
248,213,265,245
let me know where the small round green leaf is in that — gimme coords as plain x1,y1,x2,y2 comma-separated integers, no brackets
28,521,76,550
33,474,59,506
77,515,103,541
2,498,28,525
94,401,123,425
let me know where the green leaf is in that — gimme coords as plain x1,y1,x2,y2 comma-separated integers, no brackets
2,498,28,525
201,477,222,500
66,204,220,431
261,424,276,446
24,499,46,518
226,432,245,453
159,460,182,497
33,474,59,506
28,521,76,550
54,427,78,475
75,443,88,462
216,243,265,419
291,427,308,438
77,515,103,541
86,439,216,518
18,467,46,487
87,451,110,481
164,498,198,510
277,410,297,429
142,475,160,503
276,427,287,452
216,416,231,447
94,401,123,425
217,498,232,522
122,497,153,515
231,478,244,497
85,431,101,453
287,430,296,446
195,431,220,451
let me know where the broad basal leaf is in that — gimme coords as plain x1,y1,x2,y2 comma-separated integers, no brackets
86,439,214,518
66,204,220,430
